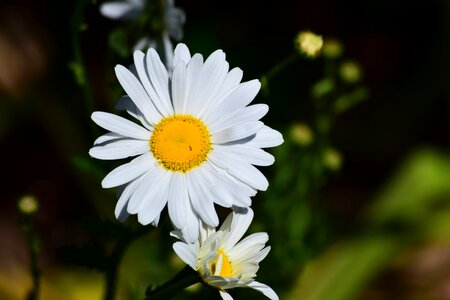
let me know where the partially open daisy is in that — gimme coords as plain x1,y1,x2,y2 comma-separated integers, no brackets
89,43,283,242
172,209,278,300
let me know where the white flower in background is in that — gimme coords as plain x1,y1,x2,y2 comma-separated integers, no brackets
100,0,186,65
89,43,283,242
172,209,278,300
100,0,145,20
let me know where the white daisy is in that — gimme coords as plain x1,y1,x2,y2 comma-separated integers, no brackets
172,209,278,300
89,43,283,242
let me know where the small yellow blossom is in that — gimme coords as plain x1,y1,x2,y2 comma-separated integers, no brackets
290,123,314,146
17,195,39,215
322,38,343,58
296,31,323,58
340,60,363,83
323,148,343,171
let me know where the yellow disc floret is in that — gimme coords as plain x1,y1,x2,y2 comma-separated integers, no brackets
210,249,233,277
150,115,211,172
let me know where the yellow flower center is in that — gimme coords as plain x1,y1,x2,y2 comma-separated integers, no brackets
210,249,233,277
150,115,211,172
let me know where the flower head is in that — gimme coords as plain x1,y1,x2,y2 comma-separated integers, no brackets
172,209,278,300
18,195,39,215
89,44,283,242
295,31,323,58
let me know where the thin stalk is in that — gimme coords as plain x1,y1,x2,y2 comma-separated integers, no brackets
20,215,41,300
144,266,200,300
70,0,97,138
27,234,40,300
103,227,150,300
262,53,299,81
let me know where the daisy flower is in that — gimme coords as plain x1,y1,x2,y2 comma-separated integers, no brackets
89,43,283,242
172,209,278,300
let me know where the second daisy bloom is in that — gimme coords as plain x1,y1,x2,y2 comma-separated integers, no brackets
89,44,283,242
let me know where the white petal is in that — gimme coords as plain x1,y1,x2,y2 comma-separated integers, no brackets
173,43,191,66
184,53,204,114
173,242,197,269
247,281,279,300
205,67,243,117
204,80,260,125
195,50,229,118
181,205,200,243
167,173,188,229
133,50,172,118
208,150,269,191
115,174,146,221
213,121,264,144
101,153,154,188
171,59,187,114
219,290,234,300
214,253,224,276
162,31,174,70
92,111,151,140
89,139,149,160
151,213,161,226
195,164,233,208
215,145,274,166
100,2,141,20
245,126,284,148
94,132,122,145
206,276,239,288
253,246,271,263
218,212,233,232
127,167,164,214
221,209,253,251
199,220,216,244
115,65,162,125
187,170,219,227
228,233,269,259
137,169,171,225
209,104,268,133
146,48,173,115
206,161,254,206
115,95,153,130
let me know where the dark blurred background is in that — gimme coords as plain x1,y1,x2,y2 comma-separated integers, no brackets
1,0,450,299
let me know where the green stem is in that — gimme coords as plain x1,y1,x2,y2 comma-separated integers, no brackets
103,227,150,300
144,266,200,300
262,53,299,81
260,53,299,96
70,0,96,138
28,236,40,300
21,216,41,300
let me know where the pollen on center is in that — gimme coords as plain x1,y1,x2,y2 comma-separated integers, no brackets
150,114,211,172
210,249,233,277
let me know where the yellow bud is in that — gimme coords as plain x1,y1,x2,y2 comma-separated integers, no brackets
323,148,343,171
296,31,323,58
290,123,314,146
340,60,363,83
322,38,343,58
18,195,39,215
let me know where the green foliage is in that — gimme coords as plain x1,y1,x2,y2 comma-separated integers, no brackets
286,149,450,300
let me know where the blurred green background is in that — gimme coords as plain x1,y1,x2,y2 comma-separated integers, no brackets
1,0,450,299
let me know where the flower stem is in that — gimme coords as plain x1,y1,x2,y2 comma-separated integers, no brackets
103,227,150,300
144,266,200,300
19,215,41,300
260,52,300,95
70,0,97,139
